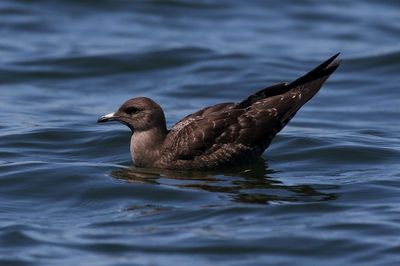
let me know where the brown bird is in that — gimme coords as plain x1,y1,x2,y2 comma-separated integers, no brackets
98,54,340,170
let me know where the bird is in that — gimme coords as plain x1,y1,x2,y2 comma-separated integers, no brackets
98,53,341,170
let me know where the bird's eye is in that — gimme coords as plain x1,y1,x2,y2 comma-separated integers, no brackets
125,107,140,115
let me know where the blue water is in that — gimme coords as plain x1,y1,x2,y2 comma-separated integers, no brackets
1,0,400,265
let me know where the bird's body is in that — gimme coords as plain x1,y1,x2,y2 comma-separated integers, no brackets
98,54,341,170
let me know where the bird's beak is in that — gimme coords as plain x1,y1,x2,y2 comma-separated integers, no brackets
97,112,117,123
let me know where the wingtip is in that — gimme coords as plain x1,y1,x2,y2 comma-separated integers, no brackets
288,53,341,88
324,52,341,68
329,52,341,64
327,53,342,70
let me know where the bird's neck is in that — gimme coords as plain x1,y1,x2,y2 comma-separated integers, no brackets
130,127,167,167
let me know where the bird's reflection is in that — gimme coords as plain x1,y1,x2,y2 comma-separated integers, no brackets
111,159,337,204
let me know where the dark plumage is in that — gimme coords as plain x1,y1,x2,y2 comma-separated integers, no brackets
98,54,341,170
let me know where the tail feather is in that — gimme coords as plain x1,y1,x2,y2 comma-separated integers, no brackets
277,54,341,126
288,53,340,89
238,53,341,108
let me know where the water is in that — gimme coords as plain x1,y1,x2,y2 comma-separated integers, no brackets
1,0,399,265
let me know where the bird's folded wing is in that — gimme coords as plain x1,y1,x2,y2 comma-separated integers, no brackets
162,53,341,164
163,108,245,160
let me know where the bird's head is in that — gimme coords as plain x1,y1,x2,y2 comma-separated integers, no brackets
97,97,167,132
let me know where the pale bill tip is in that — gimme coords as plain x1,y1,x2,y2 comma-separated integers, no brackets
103,112,115,118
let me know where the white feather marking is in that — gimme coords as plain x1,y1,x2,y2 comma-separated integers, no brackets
173,118,195,131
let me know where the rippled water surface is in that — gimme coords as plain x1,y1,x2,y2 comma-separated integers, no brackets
1,0,400,265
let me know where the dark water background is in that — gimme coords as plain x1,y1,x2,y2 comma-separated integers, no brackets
1,0,399,265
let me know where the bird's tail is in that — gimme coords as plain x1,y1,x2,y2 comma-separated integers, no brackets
287,53,341,100
238,53,341,109
278,53,341,124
